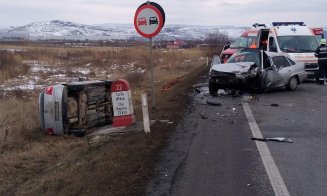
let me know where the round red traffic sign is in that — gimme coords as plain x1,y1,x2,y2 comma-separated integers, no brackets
134,3,164,38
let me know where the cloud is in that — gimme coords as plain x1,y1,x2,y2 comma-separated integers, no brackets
0,0,325,26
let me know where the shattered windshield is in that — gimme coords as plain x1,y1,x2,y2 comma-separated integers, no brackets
227,51,260,67
277,36,318,53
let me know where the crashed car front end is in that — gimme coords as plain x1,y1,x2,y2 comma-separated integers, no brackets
209,62,259,94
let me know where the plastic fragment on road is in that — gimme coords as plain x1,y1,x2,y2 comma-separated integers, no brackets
150,119,174,125
251,137,293,143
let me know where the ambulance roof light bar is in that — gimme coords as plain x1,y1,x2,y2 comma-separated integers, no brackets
272,22,305,26
253,23,266,28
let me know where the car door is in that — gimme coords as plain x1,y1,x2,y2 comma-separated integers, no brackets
261,53,286,90
271,56,293,86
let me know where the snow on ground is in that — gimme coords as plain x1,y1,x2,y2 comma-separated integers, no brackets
0,48,27,53
0,60,146,93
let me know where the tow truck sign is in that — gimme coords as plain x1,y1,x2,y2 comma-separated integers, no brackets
134,2,165,38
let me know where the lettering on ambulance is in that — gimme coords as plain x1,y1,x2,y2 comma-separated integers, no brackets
289,54,317,63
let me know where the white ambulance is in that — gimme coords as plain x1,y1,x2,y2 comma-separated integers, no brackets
266,22,319,80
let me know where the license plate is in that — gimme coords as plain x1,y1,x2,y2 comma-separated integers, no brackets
307,71,315,75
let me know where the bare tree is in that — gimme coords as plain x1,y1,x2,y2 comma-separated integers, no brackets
204,30,230,57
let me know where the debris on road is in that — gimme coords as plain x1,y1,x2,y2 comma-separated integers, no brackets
192,83,208,88
251,137,293,143
242,94,257,102
207,98,222,106
200,112,208,119
150,119,174,125
195,88,201,93
262,103,279,107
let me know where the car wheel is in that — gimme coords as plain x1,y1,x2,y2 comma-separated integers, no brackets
209,80,218,96
287,76,298,91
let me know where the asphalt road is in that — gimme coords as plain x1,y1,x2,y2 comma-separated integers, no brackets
146,80,327,196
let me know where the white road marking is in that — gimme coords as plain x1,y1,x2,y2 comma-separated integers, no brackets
242,101,290,196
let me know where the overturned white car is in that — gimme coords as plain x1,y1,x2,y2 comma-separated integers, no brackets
208,49,307,96
39,80,114,135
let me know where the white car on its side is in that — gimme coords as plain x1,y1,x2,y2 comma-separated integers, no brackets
39,80,114,135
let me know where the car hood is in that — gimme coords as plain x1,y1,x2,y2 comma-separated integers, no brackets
210,62,256,74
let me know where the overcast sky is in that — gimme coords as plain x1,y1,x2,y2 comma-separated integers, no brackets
0,0,326,27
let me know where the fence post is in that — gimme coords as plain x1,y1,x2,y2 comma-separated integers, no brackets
141,93,151,133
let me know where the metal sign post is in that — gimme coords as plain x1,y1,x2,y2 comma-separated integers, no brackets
147,1,155,108
149,37,156,108
134,1,165,108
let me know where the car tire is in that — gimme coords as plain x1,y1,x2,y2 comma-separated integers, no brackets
209,80,218,96
287,76,298,91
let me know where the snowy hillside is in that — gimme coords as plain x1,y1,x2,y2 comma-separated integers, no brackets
0,20,247,41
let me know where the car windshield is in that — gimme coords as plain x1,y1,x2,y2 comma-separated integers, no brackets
231,36,257,48
227,51,261,67
277,36,318,53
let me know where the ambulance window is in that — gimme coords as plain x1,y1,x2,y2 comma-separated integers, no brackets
269,37,277,52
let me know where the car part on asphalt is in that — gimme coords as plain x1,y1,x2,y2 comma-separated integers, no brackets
251,137,293,143
207,99,222,106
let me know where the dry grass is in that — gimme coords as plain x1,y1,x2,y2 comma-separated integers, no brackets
0,43,210,195
0,98,40,150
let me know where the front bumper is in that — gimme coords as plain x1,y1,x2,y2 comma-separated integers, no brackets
305,62,319,78
209,73,258,91
305,69,319,78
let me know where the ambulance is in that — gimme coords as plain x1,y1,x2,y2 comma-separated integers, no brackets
220,23,270,63
311,27,324,43
220,22,319,79
266,22,319,80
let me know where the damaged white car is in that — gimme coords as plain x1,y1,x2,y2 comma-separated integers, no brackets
208,49,308,96
39,80,114,136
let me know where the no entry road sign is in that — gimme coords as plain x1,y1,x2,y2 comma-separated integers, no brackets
134,2,165,38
